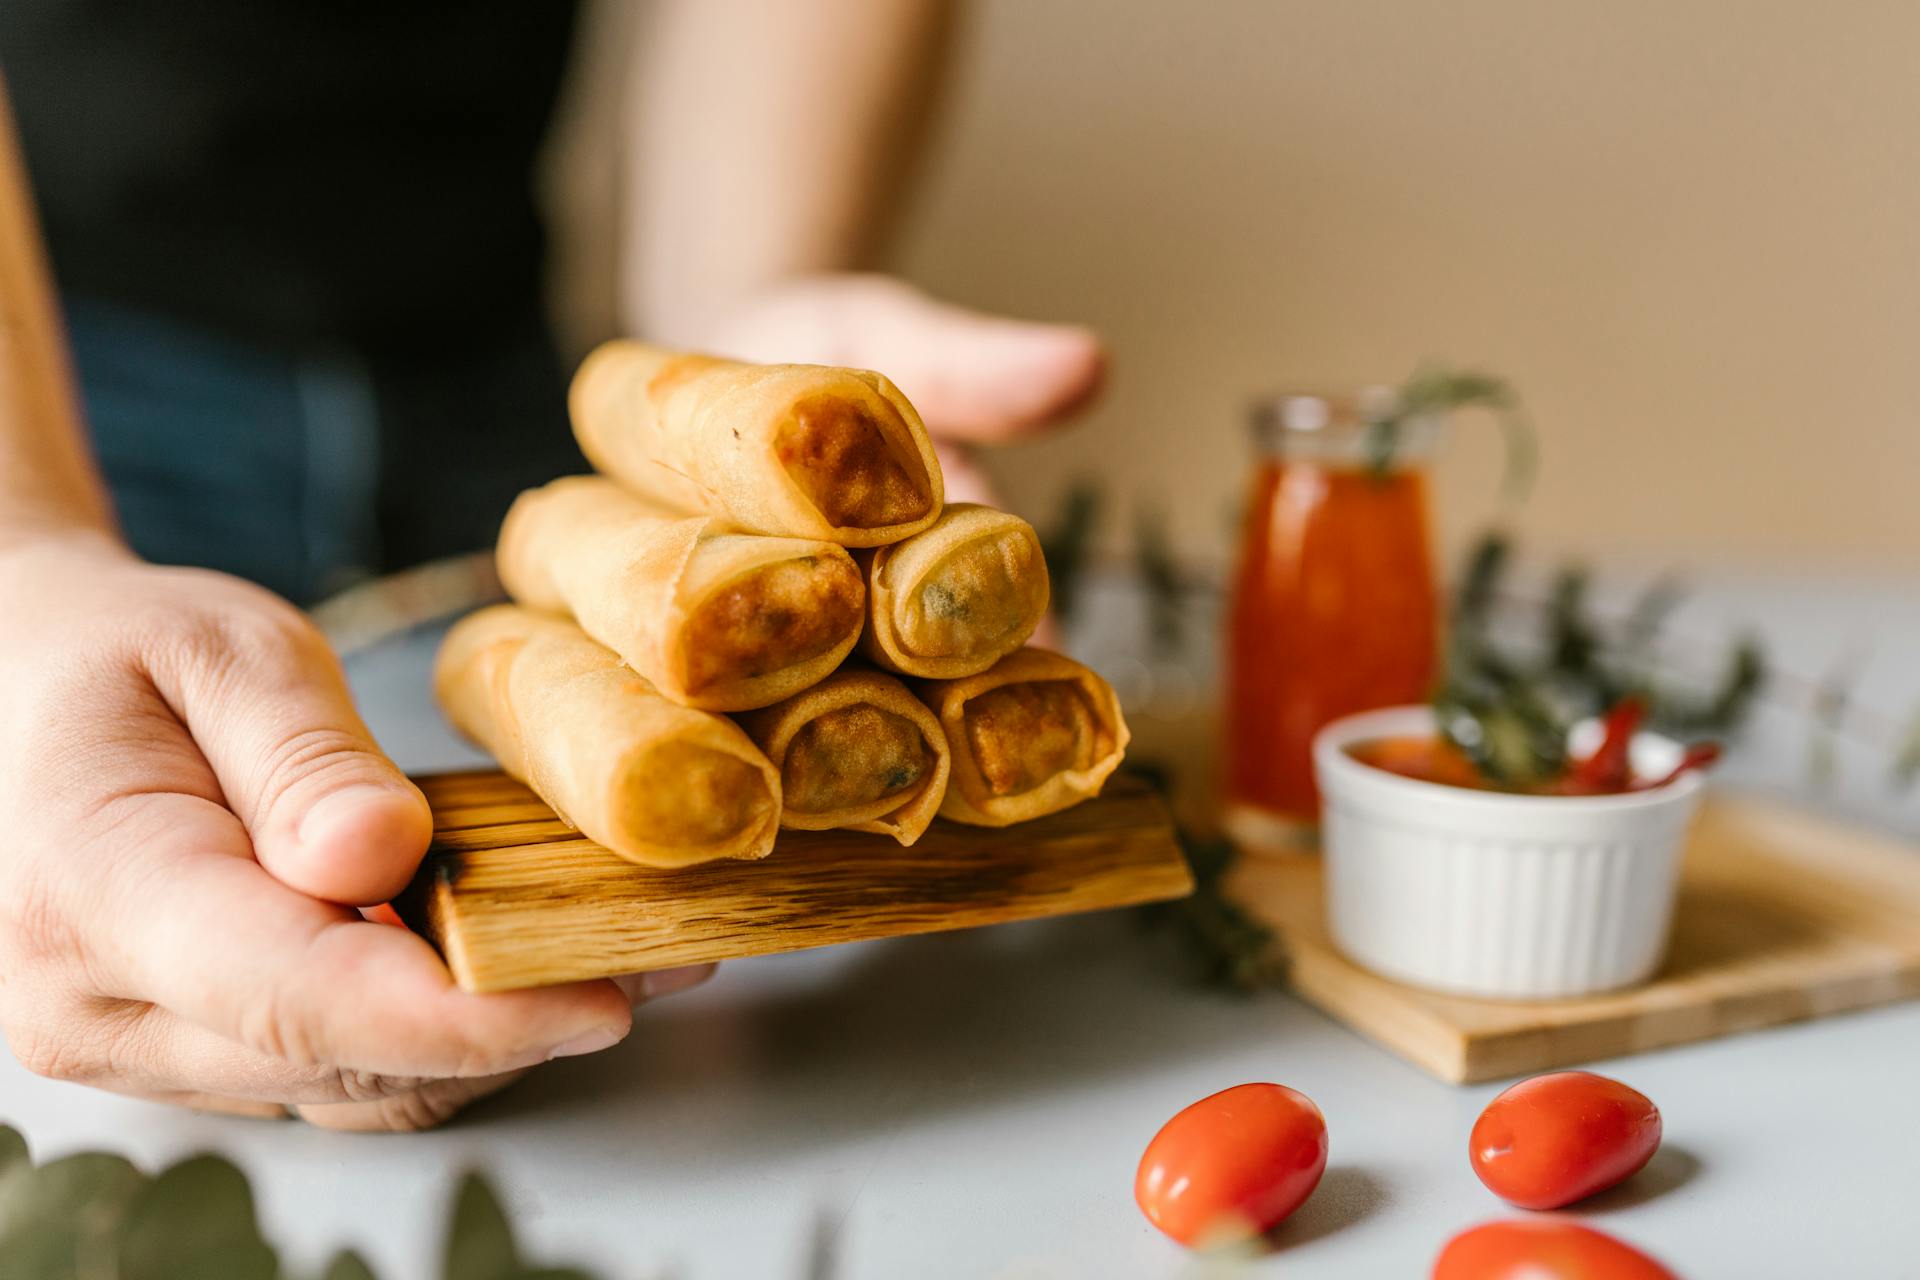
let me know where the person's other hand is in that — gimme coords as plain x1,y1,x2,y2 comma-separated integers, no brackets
0,536,709,1131
701,273,1106,505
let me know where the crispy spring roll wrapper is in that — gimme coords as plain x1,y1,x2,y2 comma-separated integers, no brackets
434,605,782,868
497,476,866,712
916,647,1131,827
570,340,944,547
735,667,952,846
857,503,1051,679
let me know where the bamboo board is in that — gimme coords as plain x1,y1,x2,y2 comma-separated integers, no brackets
1226,795,1920,1083
398,770,1192,993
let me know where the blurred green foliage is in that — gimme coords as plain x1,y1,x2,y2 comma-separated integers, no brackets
0,1125,594,1280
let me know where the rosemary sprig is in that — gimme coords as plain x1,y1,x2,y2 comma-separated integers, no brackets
1808,658,1861,792
1435,531,1768,785
1134,502,1189,659
1619,573,1687,689
1894,707,1920,790
1364,365,1537,507
1654,636,1765,737
1039,480,1104,624
1452,528,1510,634
1444,533,1920,794
1160,829,1288,991
1132,767,1285,992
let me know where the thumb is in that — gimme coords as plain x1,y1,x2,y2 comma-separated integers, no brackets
710,275,1107,445
159,598,432,905
880,302,1107,445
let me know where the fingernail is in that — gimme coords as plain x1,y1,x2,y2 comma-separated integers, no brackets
642,965,717,1001
299,783,419,848
544,1024,627,1061
610,965,716,1005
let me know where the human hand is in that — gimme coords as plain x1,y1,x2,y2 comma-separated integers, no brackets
0,536,708,1131
701,273,1106,504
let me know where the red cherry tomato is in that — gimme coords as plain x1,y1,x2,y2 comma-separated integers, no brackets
1470,1071,1661,1210
1433,1219,1677,1280
1135,1082,1328,1247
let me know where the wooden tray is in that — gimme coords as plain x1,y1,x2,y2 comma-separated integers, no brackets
398,771,1192,992
1227,795,1920,1083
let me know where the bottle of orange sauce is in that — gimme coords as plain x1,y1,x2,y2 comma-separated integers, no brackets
1223,390,1440,849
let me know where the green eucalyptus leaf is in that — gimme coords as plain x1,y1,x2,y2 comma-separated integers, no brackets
115,1154,276,1280
0,1152,148,1278
0,1219,86,1280
443,1172,520,1280
323,1250,381,1280
0,1125,27,1175
512,1270,596,1280
135,1240,280,1280
0,1151,147,1232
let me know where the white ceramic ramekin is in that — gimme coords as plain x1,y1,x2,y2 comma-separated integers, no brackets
1312,705,1706,1000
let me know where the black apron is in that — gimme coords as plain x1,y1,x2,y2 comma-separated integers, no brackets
2,0,587,601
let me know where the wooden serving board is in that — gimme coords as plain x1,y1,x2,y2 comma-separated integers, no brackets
397,770,1192,992
1227,795,1920,1083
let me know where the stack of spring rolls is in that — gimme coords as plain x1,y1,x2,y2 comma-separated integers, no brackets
434,342,1129,869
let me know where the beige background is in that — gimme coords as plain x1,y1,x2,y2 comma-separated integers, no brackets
550,1,1920,575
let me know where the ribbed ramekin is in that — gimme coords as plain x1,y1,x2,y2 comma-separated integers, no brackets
1312,706,1705,1000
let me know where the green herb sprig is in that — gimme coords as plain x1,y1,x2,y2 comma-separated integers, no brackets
1130,765,1286,992
1437,530,1767,788
1363,365,1537,507
1133,502,1191,660
1039,480,1104,624
1895,709,1920,790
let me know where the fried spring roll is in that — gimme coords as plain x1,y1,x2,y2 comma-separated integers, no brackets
857,503,1051,680
736,667,952,846
569,340,944,546
916,647,1130,827
434,605,782,868
497,476,865,712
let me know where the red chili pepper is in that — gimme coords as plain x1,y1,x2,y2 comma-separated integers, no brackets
1570,696,1647,793
1636,741,1723,790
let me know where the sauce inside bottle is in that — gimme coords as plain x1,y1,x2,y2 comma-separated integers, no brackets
1223,392,1439,843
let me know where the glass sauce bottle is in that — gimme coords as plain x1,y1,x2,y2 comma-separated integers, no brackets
1223,391,1440,847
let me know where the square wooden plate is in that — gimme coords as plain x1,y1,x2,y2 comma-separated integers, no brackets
1227,795,1920,1082
397,771,1193,992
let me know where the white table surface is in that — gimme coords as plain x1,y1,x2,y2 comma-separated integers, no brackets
7,584,1920,1280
